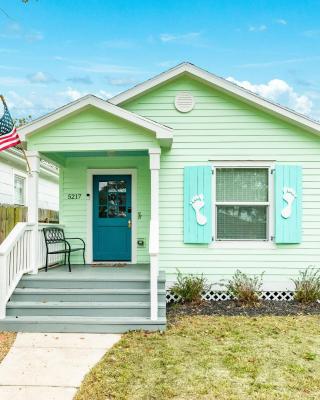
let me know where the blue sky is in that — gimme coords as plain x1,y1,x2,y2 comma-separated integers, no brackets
0,0,320,120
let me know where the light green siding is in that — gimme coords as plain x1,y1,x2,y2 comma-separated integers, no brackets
27,107,158,152
124,76,320,288
60,155,150,264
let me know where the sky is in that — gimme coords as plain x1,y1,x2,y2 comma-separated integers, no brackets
0,0,320,120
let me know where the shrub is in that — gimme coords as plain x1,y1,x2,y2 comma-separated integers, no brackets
171,270,209,303
292,267,320,303
226,270,264,304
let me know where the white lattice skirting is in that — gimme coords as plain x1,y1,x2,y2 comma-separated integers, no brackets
166,290,295,303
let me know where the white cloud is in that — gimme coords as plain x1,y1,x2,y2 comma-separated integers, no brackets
6,91,34,110
303,29,320,38
59,87,84,101
157,60,176,68
66,76,93,85
275,19,287,25
27,71,56,84
0,65,22,71
59,87,113,102
159,32,204,46
249,25,267,32
237,56,320,69
97,90,113,99
226,77,313,115
25,31,44,42
0,23,43,42
0,76,28,86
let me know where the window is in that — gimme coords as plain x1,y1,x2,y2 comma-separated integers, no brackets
14,174,26,205
215,167,270,241
98,179,127,218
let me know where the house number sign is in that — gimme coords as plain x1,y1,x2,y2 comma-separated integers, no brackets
66,193,82,200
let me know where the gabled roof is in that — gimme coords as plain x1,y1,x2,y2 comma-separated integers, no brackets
18,94,173,147
110,62,320,136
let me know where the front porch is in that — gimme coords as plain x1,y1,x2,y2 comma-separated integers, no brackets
0,263,166,333
0,96,173,331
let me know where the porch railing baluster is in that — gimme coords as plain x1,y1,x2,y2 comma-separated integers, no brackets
0,222,64,319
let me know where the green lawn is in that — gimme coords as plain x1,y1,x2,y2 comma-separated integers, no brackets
75,316,320,400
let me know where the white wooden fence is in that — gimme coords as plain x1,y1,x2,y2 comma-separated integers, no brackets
0,222,64,318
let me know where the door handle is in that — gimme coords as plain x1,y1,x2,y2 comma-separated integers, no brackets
128,220,132,229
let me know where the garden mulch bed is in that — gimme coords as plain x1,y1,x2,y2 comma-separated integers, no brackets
167,300,320,320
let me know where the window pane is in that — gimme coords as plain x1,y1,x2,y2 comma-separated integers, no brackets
98,179,127,218
216,168,268,202
14,175,25,205
98,182,108,204
217,205,267,240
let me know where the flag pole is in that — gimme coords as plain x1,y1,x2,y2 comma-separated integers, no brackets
0,95,31,174
19,143,32,175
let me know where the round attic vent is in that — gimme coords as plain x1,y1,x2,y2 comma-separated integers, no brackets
174,91,195,113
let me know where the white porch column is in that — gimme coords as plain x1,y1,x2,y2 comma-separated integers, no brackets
26,151,40,274
149,148,161,321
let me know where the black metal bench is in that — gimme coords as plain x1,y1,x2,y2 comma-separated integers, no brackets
43,227,85,272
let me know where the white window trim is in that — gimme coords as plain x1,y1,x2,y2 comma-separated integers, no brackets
86,168,138,264
209,161,276,249
12,170,27,206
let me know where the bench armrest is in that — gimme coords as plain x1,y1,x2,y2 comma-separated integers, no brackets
65,237,85,247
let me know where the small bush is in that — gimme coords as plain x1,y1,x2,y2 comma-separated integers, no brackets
226,270,264,304
293,267,320,303
171,270,209,303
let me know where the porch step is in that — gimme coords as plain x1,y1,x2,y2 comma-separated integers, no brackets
4,267,167,333
18,271,166,290
7,301,167,318
0,316,166,333
11,288,166,303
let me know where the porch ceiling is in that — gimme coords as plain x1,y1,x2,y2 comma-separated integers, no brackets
41,149,149,166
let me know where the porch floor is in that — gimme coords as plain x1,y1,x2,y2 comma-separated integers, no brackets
25,263,155,280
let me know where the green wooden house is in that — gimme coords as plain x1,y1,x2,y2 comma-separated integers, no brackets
0,62,319,332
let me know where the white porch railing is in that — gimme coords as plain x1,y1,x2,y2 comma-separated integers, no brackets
0,222,64,318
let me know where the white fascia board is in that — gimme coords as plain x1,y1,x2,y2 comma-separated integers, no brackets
18,95,173,146
110,62,320,137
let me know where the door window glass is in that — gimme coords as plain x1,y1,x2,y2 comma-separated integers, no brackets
98,179,127,218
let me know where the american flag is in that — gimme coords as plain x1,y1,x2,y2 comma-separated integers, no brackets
0,97,21,152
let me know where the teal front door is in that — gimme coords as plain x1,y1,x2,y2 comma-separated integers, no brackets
93,175,132,261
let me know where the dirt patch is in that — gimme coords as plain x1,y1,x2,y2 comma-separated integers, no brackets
167,300,320,320
0,332,16,363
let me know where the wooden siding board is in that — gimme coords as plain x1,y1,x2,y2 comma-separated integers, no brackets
27,108,158,153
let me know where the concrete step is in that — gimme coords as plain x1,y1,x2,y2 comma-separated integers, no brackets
18,273,166,290
7,301,166,318
0,316,167,333
11,288,166,303
17,274,165,289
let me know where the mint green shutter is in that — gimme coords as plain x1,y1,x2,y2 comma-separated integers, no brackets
184,166,212,243
275,164,302,244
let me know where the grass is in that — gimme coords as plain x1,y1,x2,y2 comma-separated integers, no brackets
75,316,320,400
0,332,16,363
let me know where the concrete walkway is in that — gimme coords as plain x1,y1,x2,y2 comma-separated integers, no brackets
0,332,121,400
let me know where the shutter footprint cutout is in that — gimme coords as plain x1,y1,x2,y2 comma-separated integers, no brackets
281,187,296,219
190,194,207,225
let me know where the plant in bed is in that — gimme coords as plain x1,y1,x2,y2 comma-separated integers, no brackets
171,270,210,303
226,270,264,305
293,267,320,303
